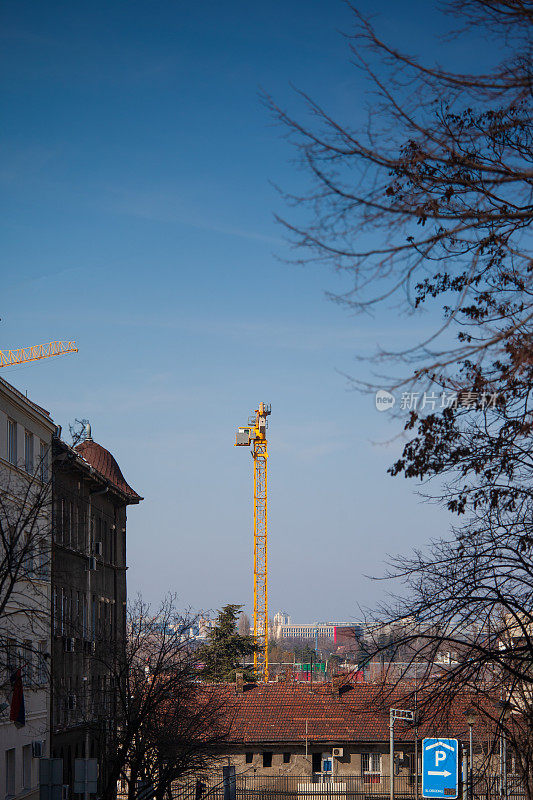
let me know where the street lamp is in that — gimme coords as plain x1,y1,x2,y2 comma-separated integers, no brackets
464,707,477,800
498,701,513,800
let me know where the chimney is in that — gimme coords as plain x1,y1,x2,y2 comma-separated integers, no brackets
331,675,348,697
235,672,244,694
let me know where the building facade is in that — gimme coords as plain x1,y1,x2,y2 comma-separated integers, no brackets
0,377,56,799
51,423,142,795
272,612,359,643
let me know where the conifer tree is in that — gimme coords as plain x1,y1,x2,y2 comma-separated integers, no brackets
199,604,257,682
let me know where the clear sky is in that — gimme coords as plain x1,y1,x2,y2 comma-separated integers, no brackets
1,1,493,622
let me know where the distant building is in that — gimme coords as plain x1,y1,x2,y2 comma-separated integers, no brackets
0,377,56,799
51,423,142,795
272,611,360,643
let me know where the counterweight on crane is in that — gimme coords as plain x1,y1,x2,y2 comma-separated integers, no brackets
235,402,271,683
0,341,78,369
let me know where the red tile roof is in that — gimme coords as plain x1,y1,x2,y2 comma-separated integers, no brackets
210,681,486,745
75,440,142,502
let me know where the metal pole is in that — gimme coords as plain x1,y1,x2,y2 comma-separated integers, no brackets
469,724,473,800
502,732,507,800
414,689,419,800
499,730,503,800
462,752,468,800
390,712,395,800
415,732,418,800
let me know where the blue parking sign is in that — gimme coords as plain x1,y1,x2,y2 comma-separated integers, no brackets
422,738,459,799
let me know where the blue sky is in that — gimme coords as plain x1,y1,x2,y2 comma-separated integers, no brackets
1,1,493,622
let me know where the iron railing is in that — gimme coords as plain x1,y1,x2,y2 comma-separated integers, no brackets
162,774,526,800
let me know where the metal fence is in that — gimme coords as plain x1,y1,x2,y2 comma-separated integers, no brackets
164,775,526,800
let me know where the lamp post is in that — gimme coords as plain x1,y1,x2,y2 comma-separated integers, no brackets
464,708,477,800
498,701,513,800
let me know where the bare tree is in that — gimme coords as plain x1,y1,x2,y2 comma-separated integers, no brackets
68,418,89,447
268,2,531,393
0,448,53,685
82,594,231,800
268,4,533,795
363,502,533,797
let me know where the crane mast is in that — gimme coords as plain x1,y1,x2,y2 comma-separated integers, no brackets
235,402,271,683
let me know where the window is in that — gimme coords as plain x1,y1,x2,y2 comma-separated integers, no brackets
7,418,17,465
73,504,78,549
283,753,291,764
262,752,272,768
64,501,71,547
22,744,31,789
245,753,253,764
361,753,382,783
24,430,34,474
5,748,15,796
24,533,34,577
40,441,48,482
83,597,88,639
312,753,322,773
6,638,17,673
22,640,32,684
37,541,48,579
37,641,47,685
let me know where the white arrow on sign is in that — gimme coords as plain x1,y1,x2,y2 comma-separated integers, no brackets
428,771,452,777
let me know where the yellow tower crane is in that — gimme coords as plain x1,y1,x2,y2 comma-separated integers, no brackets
0,340,78,369
235,402,271,683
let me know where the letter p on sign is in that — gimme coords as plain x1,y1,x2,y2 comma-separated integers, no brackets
435,751,446,766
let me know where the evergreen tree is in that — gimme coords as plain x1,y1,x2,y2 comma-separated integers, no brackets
199,604,257,682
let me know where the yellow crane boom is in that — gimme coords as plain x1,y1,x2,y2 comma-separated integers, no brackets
235,402,271,683
0,340,78,369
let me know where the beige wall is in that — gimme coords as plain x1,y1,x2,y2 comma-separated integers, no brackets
224,745,411,778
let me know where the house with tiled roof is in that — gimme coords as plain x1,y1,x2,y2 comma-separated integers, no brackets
51,423,142,797
208,677,489,780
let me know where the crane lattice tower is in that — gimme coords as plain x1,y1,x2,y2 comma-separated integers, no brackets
235,402,271,683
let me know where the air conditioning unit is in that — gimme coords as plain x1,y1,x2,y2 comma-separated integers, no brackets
32,740,44,758
87,556,97,571
64,637,75,653
332,748,344,758
93,542,103,556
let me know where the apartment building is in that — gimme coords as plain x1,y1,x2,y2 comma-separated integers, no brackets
272,612,359,643
0,377,56,799
51,423,142,796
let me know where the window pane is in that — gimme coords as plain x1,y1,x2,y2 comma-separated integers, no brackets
40,441,48,482
25,430,34,474
22,745,31,788
5,748,15,795
7,419,17,465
